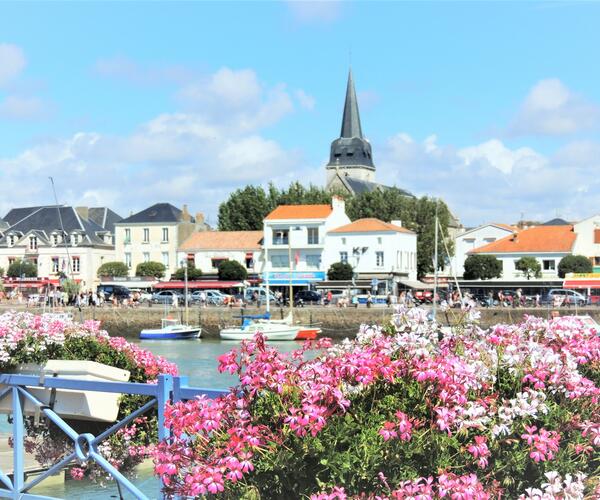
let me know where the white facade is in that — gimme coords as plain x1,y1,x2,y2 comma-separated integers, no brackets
573,215,600,271
488,252,568,280
322,221,418,281
450,224,515,277
263,197,350,278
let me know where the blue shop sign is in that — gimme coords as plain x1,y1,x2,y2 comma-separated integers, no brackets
264,271,325,285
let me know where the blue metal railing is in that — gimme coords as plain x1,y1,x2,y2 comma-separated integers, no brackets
0,372,227,499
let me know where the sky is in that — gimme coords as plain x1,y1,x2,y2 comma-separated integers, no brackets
1,1,600,227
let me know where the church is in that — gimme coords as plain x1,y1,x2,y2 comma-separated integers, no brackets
325,70,413,198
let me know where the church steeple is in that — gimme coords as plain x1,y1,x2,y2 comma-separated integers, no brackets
326,69,375,183
340,69,363,139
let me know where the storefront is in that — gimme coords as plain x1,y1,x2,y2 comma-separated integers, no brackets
563,273,600,303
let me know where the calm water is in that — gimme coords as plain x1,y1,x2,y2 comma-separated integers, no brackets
7,338,307,499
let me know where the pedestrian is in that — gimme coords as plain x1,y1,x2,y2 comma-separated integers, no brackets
352,294,358,308
172,293,179,309
386,293,392,308
406,290,413,307
535,293,540,307
366,291,373,308
326,290,333,306
199,291,206,308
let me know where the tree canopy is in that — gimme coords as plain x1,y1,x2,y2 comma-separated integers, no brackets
218,260,248,281
172,262,203,280
327,262,354,280
7,259,38,278
515,256,541,280
97,261,129,278
135,261,166,279
557,255,593,278
463,254,503,280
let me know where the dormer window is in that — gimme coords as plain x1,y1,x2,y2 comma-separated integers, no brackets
52,233,59,246
72,234,79,246
7,235,14,247
29,236,37,250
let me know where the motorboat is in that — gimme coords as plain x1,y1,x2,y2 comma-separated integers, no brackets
140,318,201,340
255,312,321,340
219,320,300,341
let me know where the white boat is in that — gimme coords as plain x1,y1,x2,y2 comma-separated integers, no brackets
219,321,300,341
140,318,201,340
256,312,322,340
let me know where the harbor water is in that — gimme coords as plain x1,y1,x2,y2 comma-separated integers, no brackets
4,338,307,499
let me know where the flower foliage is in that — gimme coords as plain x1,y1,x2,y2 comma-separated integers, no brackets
0,311,177,483
154,308,600,498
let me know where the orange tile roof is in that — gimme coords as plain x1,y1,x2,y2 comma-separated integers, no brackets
470,225,575,254
329,218,415,234
265,204,332,220
492,223,519,232
179,231,263,251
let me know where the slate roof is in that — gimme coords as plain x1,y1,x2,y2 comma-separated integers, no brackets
542,218,570,226
0,206,112,247
180,231,263,251
88,207,122,232
329,218,415,234
265,204,333,220
117,203,189,224
470,225,575,254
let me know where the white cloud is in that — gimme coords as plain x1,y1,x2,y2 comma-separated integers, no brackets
510,79,600,135
0,95,47,119
286,1,342,23
294,89,315,110
0,43,26,87
378,133,600,225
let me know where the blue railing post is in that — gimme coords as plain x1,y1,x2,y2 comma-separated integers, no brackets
11,387,24,499
157,374,174,443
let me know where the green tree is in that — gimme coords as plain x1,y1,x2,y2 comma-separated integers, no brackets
7,259,37,278
172,262,203,280
327,262,354,280
557,255,593,278
463,254,503,280
97,261,129,278
515,256,541,279
61,278,80,298
135,261,166,279
218,260,248,281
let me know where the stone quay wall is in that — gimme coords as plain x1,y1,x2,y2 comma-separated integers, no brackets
1,304,595,340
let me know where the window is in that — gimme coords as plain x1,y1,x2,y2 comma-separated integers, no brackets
594,256,600,266
483,238,496,243
271,255,289,268
376,251,384,267
162,252,169,269
377,237,382,245
306,255,321,269
341,237,346,245
543,259,556,271
51,257,59,273
7,235,14,247
125,253,132,269
124,229,131,244
52,234,59,246
162,228,169,242
71,234,79,246
595,229,600,244
29,236,37,250
339,251,348,264
143,228,149,243
273,229,288,245
143,252,150,263
307,227,319,245
8,257,15,265
211,258,228,269
72,256,80,273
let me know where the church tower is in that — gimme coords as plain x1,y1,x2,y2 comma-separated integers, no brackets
326,69,375,189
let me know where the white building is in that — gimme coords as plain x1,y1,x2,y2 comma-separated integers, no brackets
572,214,600,272
323,218,418,283
0,205,120,290
262,196,350,289
451,223,517,277
115,203,208,279
468,223,575,280
178,231,263,275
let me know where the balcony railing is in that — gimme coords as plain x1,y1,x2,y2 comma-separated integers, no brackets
272,237,289,245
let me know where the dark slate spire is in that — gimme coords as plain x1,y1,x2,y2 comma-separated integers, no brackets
340,69,363,139
326,69,375,170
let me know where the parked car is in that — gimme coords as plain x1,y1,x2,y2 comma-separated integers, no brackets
244,287,276,303
294,290,321,305
545,289,588,307
130,288,153,303
152,290,184,304
190,290,226,306
97,284,131,300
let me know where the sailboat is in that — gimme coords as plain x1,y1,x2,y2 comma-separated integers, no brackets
140,265,201,340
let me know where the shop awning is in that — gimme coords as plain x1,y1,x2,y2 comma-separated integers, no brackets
563,279,600,289
153,280,245,290
397,280,437,290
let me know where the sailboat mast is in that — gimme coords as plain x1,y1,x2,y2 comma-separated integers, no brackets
432,201,439,321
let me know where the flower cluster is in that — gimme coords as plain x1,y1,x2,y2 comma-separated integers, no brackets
154,308,599,498
0,311,177,483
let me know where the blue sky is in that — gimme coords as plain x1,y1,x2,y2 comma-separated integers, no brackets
1,1,600,226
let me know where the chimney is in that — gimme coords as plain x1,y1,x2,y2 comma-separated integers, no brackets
331,195,345,213
391,220,402,227
75,206,89,220
195,212,205,226
180,204,191,222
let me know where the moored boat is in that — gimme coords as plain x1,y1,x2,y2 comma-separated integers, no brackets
255,312,321,340
140,318,201,340
219,321,299,341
